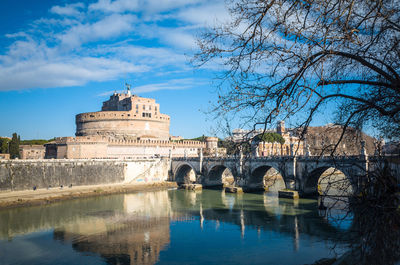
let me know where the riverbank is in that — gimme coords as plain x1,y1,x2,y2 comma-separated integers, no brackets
0,182,178,209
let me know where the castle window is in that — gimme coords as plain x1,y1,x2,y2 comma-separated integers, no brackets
149,105,151,110
136,104,138,109
143,105,145,110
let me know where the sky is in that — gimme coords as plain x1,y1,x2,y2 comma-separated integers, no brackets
0,0,338,140
0,0,235,140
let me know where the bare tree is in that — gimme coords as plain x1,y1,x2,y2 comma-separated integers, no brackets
194,0,400,143
195,1,400,263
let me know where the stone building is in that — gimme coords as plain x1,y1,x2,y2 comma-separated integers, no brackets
230,121,376,157
76,87,170,140
0,154,10,160
300,125,376,156
203,137,227,157
228,121,305,156
19,145,45,159
256,121,304,156
45,85,218,159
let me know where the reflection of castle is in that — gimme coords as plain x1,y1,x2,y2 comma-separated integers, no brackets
54,192,172,265
45,85,214,159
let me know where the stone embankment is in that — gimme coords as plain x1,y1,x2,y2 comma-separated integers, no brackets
0,158,170,191
0,158,173,209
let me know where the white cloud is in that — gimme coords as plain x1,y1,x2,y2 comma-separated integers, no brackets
110,45,187,66
89,0,139,13
158,29,197,50
134,78,197,93
98,78,199,96
89,0,204,14
58,13,136,47
0,0,226,91
176,2,230,27
0,56,148,91
50,3,85,17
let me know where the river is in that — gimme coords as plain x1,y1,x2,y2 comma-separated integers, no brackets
0,187,352,265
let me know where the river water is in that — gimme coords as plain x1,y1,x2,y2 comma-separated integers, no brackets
0,189,350,265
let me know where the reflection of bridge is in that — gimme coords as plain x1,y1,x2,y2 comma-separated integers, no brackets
171,155,400,195
168,189,350,242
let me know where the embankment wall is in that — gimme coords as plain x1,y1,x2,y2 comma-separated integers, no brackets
0,158,170,191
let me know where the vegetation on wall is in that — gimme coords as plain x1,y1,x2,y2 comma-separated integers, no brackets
20,139,54,145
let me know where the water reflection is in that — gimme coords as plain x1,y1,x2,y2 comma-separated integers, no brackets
0,190,353,265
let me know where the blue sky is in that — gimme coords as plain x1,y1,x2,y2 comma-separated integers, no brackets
0,0,339,140
0,0,235,140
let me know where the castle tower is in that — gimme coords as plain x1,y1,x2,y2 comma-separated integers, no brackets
76,87,170,140
277,121,285,135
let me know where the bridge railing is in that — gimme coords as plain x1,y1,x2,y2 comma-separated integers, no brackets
172,154,400,161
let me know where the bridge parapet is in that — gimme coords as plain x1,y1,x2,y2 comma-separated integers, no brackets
170,155,400,195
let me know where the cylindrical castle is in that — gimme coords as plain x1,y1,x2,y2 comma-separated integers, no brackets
76,91,170,140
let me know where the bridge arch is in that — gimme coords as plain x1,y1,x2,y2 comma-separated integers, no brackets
204,165,235,188
174,163,197,184
248,165,286,191
303,166,354,197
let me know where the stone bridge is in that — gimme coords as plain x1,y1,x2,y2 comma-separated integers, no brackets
170,155,400,196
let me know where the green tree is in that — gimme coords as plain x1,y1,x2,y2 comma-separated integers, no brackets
218,139,251,155
20,139,54,145
9,133,20,159
255,133,285,145
0,138,10,154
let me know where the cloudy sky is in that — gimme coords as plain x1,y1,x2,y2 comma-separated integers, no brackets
0,0,231,139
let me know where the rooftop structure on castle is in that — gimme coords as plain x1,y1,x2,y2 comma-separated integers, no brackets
76,84,170,140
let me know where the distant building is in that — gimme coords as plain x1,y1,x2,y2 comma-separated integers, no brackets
46,85,218,159
19,145,45,159
383,141,400,155
203,137,227,157
256,121,304,156
230,121,376,156
76,87,170,140
0,154,10,160
229,121,305,156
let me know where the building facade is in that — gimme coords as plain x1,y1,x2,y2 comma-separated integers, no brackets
256,121,304,156
229,121,305,156
19,145,46,159
76,89,170,140
46,85,213,159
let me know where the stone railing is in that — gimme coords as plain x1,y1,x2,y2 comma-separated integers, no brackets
50,136,108,145
108,138,205,148
0,157,167,164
